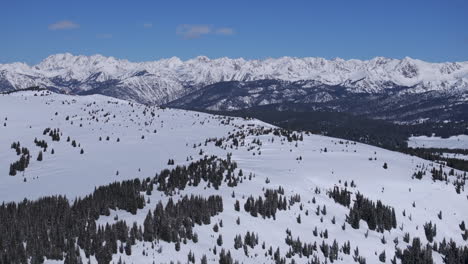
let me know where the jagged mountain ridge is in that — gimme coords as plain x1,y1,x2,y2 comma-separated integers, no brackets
1,53,468,105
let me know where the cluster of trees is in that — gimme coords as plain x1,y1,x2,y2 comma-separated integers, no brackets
156,155,238,194
77,179,147,216
284,229,344,263
43,127,61,141
219,126,304,151
0,175,151,263
454,178,466,194
9,142,30,176
271,129,303,142
405,148,468,172
289,193,301,207
284,230,318,259
413,169,425,180
11,141,24,155
233,231,259,257
435,238,468,263
318,240,339,263
347,193,397,232
242,231,259,249
423,221,437,243
34,138,48,150
219,249,237,264
395,238,433,264
243,188,288,219
0,157,229,263
352,247,367,264
431,165,447,182
142,195,223,244
413,165,466,194
1,86,45,95
328,186,351,207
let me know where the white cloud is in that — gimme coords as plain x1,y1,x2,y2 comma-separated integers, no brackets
176,24,235,39
176,24,212,39
143,23,153,28
216,27,234,35
48,20,80,30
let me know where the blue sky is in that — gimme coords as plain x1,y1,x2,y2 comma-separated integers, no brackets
1,0,467,64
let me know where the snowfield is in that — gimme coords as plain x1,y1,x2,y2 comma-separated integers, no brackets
0,91,467,264
443,153,468,160
408,135,468,149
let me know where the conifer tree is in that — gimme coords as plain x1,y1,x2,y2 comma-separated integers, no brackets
379,250,386,262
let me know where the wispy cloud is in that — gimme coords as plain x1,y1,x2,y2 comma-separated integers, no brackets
177,24,212,39
143,23,153,28
96,33,113,39
176,24,235,39
48,20,80,30
216,27,234,36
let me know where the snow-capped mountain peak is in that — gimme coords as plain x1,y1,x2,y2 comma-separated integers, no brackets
0,53,467,104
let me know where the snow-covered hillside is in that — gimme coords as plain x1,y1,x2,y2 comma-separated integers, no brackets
0,91,467,264
1,53,468,104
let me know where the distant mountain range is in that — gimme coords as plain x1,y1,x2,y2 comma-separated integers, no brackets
2,53,468,123
167,79,468,123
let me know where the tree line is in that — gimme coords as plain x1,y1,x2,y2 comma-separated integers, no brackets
0,156,231,264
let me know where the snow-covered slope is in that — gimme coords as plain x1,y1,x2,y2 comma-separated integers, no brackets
0,91,467,264
1,53,468,104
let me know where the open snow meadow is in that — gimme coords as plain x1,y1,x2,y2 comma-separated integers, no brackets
0,90,467,264
408,135,468,150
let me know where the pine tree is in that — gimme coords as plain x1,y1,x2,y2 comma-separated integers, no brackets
234,200,240,211
423,221,437,243
379,250,386,262
321,205,327,215
201,255,208,264
143,211,154,241
234,235,243,249
124,240,132,256
9,164,16,176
